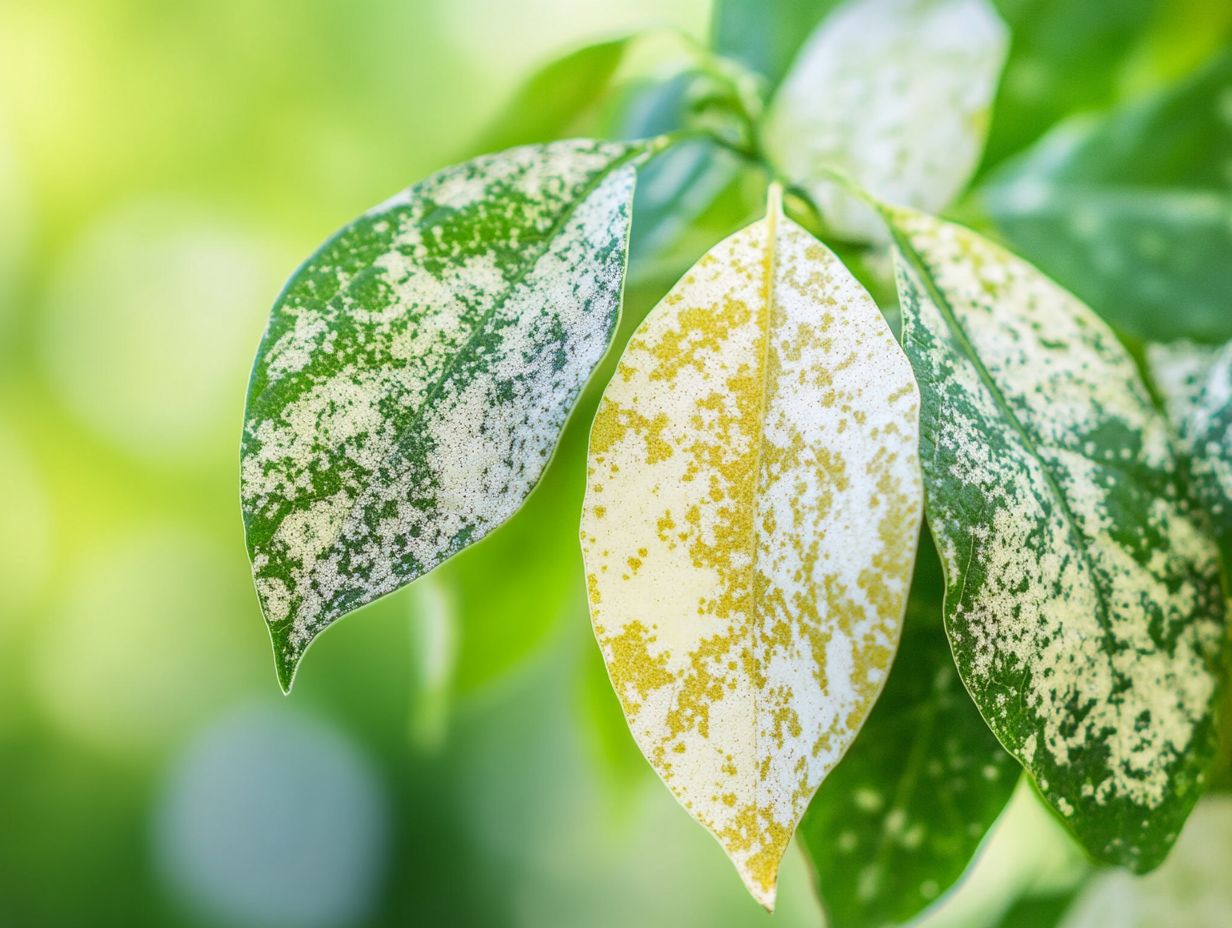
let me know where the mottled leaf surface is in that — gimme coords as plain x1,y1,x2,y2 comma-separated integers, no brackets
581,193,922,908
763,0,1007,241
890,206,1227,870
1150,341,1232,574
981,52,1232,344
800,530,1018,928
242,140,645,690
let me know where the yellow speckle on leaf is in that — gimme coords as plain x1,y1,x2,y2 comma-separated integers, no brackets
581,190,923,908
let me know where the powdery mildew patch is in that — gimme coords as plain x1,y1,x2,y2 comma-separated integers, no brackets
580,197,922,908
764,0,1007,240
241,140,642,689
799,561,1019,928
891,205,1226,870
1150,341,1232,576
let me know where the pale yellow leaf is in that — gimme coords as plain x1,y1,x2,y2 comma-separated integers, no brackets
580,190,923,909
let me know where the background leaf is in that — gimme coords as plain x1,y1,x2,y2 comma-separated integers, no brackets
710,0,841,90
890,206,1227,871
763,0,1008,241
979,51,1232,344
241,139,645,691
799,529,1019,928
581,195,922,908
473,37,635,151
978,0,1161,169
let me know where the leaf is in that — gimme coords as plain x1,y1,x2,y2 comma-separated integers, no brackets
799,529,1019,928
711,0,842,89
979,0,1162,170
1147,341,1232,795
473,37,633,151
1059,796,1232,927
888,204,1227,871
241,139,649,691
979,51,1232,344
580,188,923,908
763,0,1008,241
1147,340,1232,572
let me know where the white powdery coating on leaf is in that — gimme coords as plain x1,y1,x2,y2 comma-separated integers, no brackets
581,208,922,908
893,206,1225,866
241,140,638,676
764,0,1007,240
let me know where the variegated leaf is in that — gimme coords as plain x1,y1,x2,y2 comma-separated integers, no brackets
763,0,1007,241
1147,341,1232,580
241,139,647,691
888,205,1227,870
580,189,923,908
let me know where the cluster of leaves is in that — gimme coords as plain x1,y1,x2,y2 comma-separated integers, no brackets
239,0,1232,924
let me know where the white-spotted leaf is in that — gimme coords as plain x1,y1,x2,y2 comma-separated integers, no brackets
241,139,648,691
580,190,923,908
1148,341,1232,581
763,0,1007,241
889,206,1227,870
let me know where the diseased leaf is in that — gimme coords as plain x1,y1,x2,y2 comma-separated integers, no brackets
763,0,1007,241
1150,342,1232,574
473,37,633,151
580,189,923,908
980,51,1232,344
1148,341,1232,794
800,529,1018,928
241,139,648,691
888,205,1227,871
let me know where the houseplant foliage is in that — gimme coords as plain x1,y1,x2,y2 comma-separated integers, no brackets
240,0,1232,923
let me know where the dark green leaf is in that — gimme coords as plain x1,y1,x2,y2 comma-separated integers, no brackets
889,205,1227,871
800,530,1018,928
241,139,648,691
980,51,1232,344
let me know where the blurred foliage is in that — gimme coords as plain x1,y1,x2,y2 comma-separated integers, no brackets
0,0,1229,926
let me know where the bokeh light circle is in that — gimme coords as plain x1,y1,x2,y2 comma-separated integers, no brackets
39,200,278,462
153,705,391,928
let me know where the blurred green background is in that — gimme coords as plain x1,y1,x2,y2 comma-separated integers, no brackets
0,1,1229,926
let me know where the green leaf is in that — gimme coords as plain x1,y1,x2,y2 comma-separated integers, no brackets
888,205,1227,871
979,51,1232,344
763,0,1008,241
473,37,634,151
241,139,649,691
799,529,1018,928
711,0,841,89
979,0,1161,169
